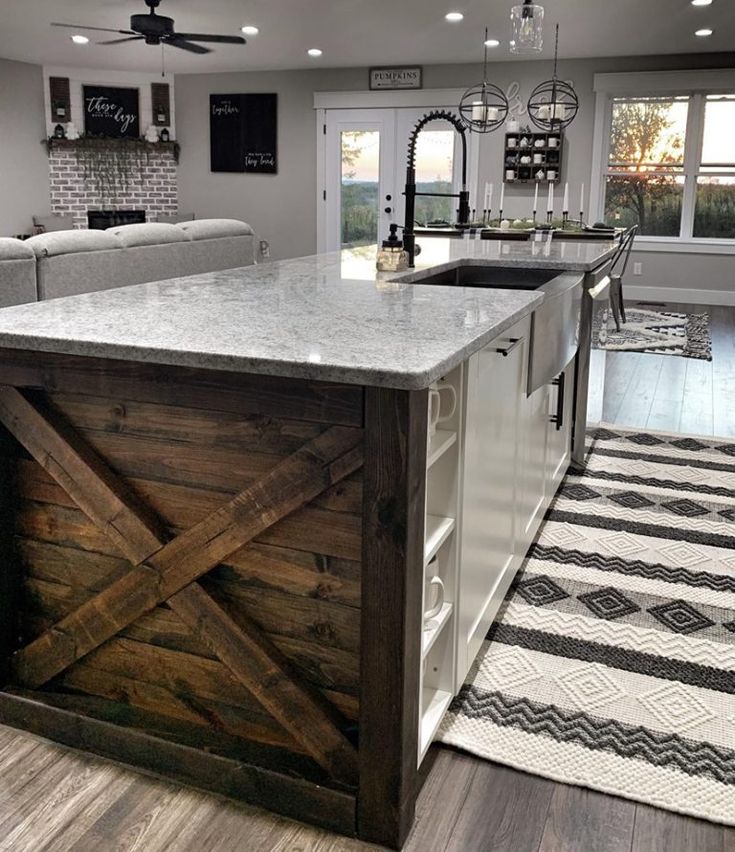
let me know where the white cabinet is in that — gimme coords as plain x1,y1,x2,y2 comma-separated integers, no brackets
457,316,530,684
456,328,575,688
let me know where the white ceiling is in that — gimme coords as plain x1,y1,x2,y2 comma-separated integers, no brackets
0,0,732,74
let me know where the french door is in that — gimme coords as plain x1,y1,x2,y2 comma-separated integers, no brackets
322,105,476,253
325,110,397,253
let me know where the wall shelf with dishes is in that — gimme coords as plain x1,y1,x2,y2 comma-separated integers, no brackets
503,131,563,184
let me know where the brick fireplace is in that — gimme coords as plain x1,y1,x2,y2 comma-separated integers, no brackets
49,145,178,229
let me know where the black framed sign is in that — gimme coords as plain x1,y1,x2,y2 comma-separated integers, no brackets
210,93,278,174
83,85,140,138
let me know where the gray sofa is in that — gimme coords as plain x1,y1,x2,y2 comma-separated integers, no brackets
0,219,255,305
0,239,38,306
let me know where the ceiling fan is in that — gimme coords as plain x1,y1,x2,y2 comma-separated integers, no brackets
51,0,246,54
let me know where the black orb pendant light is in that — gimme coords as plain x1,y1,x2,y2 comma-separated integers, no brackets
459,28,509,134
527,24,579,131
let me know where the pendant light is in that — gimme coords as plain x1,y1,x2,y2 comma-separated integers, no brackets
509,0,544,54
527,24,579,131
459,28,509,134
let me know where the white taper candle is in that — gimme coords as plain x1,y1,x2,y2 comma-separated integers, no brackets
547,180,553,213
563,182,569,212
499,182,505,213
533,183,539,214
580,183,585,213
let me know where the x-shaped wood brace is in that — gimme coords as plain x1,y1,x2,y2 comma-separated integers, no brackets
0,386,362,785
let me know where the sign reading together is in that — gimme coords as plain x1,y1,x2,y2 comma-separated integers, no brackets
210,93,278,174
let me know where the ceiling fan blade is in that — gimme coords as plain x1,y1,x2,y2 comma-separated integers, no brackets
165,38,211,54
97,36,145,45
174,33,246,44
51,23,135,34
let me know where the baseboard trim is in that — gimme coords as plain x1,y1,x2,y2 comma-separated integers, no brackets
625,285,735,307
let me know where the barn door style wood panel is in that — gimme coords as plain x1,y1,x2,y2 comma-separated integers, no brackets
0,351,367,834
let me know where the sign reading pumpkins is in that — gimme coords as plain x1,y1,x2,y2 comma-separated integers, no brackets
83,85,140,138
210,93,277,173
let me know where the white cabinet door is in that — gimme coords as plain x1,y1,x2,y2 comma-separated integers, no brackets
546,357,576,495
457,316,530,683
516,382,550,559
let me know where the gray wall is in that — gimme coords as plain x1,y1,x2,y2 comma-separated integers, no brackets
175,53,734,296
0,58,49,237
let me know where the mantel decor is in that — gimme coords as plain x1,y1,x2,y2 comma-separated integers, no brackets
44,136,180,207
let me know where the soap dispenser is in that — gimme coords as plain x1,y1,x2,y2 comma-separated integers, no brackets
376,223,409,273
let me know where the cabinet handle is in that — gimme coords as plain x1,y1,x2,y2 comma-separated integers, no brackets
549,372,565,431
495,337,523,357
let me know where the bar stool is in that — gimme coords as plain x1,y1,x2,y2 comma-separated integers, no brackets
609,225,637,332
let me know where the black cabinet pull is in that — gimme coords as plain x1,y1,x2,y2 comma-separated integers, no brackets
550,372,565,431
495,337,523,357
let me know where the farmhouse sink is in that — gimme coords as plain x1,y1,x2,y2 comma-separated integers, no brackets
402,263,559,290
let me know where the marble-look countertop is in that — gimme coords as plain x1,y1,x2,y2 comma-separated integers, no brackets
0,237,616,390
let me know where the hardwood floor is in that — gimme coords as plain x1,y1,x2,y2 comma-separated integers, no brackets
588,302,735,437
0,725,732,852
1,303,734,851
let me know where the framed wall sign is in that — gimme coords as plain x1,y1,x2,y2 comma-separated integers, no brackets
369,66,423,90
210,93,278,174
83,85,140,138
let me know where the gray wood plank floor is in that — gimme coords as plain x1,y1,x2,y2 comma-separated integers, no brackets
1,302,734,852
589,302,735,437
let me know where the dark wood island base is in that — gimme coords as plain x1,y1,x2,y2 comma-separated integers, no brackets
0,349,429,849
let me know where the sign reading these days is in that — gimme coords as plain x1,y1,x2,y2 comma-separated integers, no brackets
369,67,423,90
83,85,140,138
210,93,278,174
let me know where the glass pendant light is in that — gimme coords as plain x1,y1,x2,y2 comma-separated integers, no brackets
509,0,544,54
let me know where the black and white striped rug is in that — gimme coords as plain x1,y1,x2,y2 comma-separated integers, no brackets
439,425,735,825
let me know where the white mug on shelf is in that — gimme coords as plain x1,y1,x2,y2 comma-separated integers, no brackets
424,571,445,621
428,381,457,436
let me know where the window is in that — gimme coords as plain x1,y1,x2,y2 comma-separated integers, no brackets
597,83,735,242
413,130,455,227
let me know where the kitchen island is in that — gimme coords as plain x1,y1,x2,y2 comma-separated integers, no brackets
0,237,615,848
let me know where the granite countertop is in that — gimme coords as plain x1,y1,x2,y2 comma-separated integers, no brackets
0,237,616,390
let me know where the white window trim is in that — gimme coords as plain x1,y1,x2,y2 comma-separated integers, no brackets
590,69,735,255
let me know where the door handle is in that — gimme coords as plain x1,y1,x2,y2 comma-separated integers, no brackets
549,372,565,430
495,337,523,357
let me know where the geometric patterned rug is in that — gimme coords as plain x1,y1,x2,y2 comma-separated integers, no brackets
438,425,735,825
593,307,712,360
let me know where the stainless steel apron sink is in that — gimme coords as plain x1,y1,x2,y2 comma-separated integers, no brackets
402,262,584,395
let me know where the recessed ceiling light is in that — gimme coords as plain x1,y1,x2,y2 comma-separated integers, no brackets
70,34,89,44
484,38,500,47
241,25,259,35
695,27,713,36
691,0,713,6
445,11,464,22
307,47,323,57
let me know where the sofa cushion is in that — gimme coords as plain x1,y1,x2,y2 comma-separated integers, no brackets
26,229,121,258
177,218,254,241
0,238,35,261
108,222,190,248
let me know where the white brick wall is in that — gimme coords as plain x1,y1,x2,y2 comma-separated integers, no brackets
49,147,178,228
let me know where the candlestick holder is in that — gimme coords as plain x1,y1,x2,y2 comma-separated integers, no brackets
532,210,537,227
562,211,569,228
498,209,503,226
579,210,584,226
546,211,552,224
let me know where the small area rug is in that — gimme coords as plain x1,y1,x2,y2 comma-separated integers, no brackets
593,307,712,360
439,425,735,825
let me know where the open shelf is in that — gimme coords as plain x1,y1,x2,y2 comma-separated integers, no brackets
427,429,457,469
424,514,455,565
419,687,454,761
422,601,453,658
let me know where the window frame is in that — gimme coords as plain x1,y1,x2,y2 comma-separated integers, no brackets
590,69,735,253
